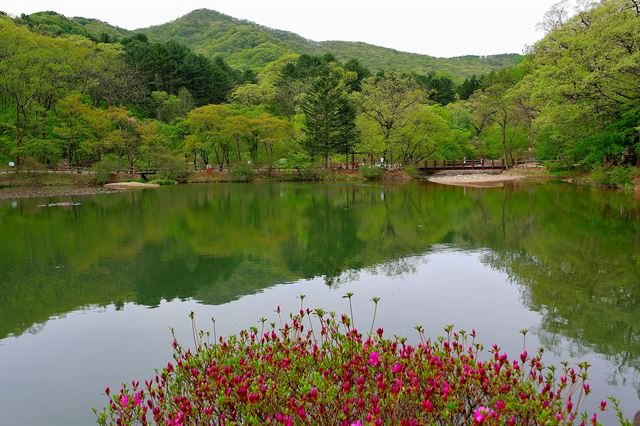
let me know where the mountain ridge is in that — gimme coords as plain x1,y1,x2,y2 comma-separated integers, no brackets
10,8,523,79
135,8,523,78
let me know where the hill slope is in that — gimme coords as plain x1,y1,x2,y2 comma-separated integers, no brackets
137,9,522,78
12,9,522,78
15,11,130,40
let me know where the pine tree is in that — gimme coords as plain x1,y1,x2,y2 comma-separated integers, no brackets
301,73,358,167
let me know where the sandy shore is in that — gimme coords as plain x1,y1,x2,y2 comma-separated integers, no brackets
427,173,525,188
103,182,160,190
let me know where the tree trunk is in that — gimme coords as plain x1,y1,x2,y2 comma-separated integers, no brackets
14,101,22,172
501,120,508,169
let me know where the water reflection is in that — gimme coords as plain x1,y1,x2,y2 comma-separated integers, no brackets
0,181,638,422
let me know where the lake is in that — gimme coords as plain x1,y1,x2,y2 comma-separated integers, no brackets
0,181,638,425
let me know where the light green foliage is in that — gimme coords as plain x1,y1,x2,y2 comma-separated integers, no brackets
157,155,190,182
591,165,637,188
359,165,384,181
394,106,457,165
152,89,194,122
17,11,130,41
230,162,255,182
16,11,94,38
525,0,640,166
103,108,143,170
229,54,298,111
354,73,432,164
185,104,293,170
465,68,533,165
0,18,95,166
91,159,117,184
281,150,312,175
1,2,638,177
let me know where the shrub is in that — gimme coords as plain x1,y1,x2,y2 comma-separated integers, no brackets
545,162,576,173
591,165,636,188
299,168,324,181
91,159,117,185
19,156,46,171
404,165,422,178
283,151,312,176
158,155,190,182
231,163,255,182
150,178,177,186
96,304,622,426
360,165,384,181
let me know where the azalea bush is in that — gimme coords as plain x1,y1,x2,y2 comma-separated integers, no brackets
97,299,628,425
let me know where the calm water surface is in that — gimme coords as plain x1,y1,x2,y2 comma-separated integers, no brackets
0,182,638,425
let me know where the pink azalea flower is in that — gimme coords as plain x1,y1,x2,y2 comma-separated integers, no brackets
120,395,128,407
473,406,494,423
369,351,380,366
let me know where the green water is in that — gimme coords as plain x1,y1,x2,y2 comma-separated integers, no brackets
0,181,638,424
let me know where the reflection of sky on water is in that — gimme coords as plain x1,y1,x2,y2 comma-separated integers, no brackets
1,250,637,425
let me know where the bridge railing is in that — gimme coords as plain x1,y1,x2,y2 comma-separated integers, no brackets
423,159,506,169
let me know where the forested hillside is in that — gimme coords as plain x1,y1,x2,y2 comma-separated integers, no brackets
13,10,130,41
0,0,638,187
137,9,523,77
11,9,521,78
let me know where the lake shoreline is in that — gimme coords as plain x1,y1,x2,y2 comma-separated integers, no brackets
0,185,118,199
1,167,638,199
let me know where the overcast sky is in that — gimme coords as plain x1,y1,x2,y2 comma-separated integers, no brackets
1,0,565,57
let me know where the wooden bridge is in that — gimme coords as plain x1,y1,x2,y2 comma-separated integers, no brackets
116,168,159,179
420,159,508,171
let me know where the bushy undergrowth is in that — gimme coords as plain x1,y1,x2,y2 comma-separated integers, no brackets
92,159,117,185
404,165,422,178
298,168,325,181
157,156,190,182
544,162,577,173
96,299,627,426
360,165,384,181
590,166,637,188
230,164,255,182
150,178,177,186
